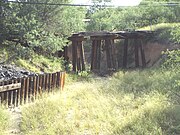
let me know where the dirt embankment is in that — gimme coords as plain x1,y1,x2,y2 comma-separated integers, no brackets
144,42,180,67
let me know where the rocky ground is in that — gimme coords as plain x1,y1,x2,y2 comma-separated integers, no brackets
0,64,36,82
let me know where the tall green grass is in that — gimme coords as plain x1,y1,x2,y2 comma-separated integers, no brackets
15,55,63,73
20,68,180,135
0,43,63,73
0,107,9,135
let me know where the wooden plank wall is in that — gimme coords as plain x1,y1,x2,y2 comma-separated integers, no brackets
0,71,65,107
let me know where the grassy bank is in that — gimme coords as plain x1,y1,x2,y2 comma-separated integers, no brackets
0,43,63,73
20,68,180,135
139,23,180,44
0,107,9,135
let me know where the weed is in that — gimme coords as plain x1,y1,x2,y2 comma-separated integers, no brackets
20,68,180,135
0,107,9,135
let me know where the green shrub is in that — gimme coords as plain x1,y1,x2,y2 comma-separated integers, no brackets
162,49,180,69
0,107,9,134
170,24,180,44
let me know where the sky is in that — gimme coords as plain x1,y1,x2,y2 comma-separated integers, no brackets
73,0,143,6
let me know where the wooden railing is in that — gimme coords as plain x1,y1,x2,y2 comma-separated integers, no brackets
0,71,65,107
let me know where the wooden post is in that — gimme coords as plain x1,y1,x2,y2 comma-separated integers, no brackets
91,40,95,70
123,39,128,68
21,78,25,105
17,78,21,106
72,41,77,72
91,39,97,71
64,46,68,61
0,81,4,105
53,72,57,90
33,76,37,100
93,41,98,70
57,72,60,87
51,73,54,93
140,40,146,68
90,38,102,72
69,35,86,72
35,76,39,99
111,39,116,69
10,80,14,106
43,74,46,92
45,74,48,91
80,43,86,71
49,73,52,92
6,81,9,107
97,40,101,70
14,79,18,107
134,39,139,67
105,39,112,69
39,75,43,97
60,72,65,91
25,78,29,104
76,41,82,71
29,77,33,102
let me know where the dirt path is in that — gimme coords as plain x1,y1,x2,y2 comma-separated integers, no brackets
6,107,23,135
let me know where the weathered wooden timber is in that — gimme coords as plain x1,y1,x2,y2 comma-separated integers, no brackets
0,71,65,107
68,35,87,72
66,30,154,72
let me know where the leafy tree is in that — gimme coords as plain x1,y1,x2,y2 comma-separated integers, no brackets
1,0,86,55
140,0,180,22
86,8,117,31
86,0,179,31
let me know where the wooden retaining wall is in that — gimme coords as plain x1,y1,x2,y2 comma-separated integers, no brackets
0,71,65,107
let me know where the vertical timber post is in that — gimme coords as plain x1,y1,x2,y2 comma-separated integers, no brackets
93,40,97,70
90,36,102,72
104,35,117,71
68,35,86,72
123,38,128,68
80,42,86,71
111,39,116,69
134,39,139,67
91,40,95,71
97,40,101,70
105,39,112,70
140,39,146,68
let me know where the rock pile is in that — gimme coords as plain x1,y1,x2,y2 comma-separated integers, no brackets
0,65,36,82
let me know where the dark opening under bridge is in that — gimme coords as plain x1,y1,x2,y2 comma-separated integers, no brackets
64,30,154,72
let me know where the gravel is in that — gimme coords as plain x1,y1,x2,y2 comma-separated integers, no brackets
0,64,36,82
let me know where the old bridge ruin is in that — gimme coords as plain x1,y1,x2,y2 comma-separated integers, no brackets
62,30,154,72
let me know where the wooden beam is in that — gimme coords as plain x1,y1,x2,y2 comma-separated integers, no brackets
0,83,21,92
68,36,87,41
90,36,104,41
